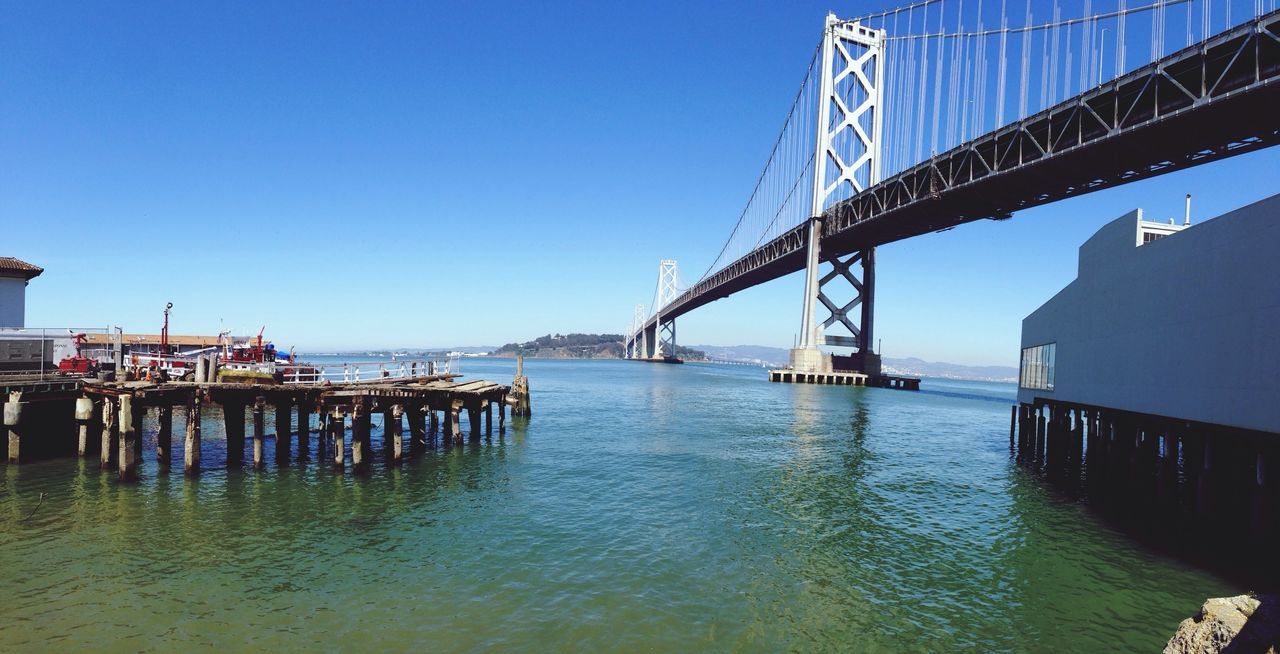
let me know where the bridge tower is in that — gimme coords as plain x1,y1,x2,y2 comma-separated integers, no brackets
792,13,885,376
653,259,679,359
628,303,645,359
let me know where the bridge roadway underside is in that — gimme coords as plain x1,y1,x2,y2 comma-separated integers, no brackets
644,10,1280,333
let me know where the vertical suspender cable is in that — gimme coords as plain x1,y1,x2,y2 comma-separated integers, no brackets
1118,0,1127,77
997,0,1008,127
915,3,931,164
931,0,946,156
1020,0,1032,119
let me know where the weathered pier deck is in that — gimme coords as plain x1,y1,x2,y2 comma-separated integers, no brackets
3,368,525,480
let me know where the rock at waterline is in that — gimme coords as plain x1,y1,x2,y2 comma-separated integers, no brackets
1163,594,1279,654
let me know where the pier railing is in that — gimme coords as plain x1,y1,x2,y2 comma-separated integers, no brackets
0,326,115,378
117,354,458,385
282,357,457,385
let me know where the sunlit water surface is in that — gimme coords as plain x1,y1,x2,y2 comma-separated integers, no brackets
0,359,1233,651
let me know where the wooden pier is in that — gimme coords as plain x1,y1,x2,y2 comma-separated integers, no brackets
2,369,522,480
1013,399,1279,547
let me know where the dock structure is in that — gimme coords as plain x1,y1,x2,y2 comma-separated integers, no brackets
1012,196,1280,546
766,369,920,389
2,369,517,480
768,369,868,386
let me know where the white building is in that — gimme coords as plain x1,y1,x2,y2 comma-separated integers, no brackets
0,257,43,329
1018,194,1280,434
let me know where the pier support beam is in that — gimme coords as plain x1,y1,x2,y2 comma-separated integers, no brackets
407,405,426,455
101,397,117,469
1035,409,1046,466
467,403,481,441
297,403,311,460
1159,431,1179,497
274,401,292,466
3,394,23,464
224,402,246,467
484,400,492,437
75,396,94,457
351,398,370,472
386,404,404,463
446,402,461,444
252,396,266,470
185,395,201,476
330,408,345,470
118,394,140,482
1251,444,1270,538
156,404,173,468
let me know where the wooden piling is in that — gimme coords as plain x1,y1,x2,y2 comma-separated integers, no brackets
1009,405,1017,450
467,403,481,441
118,394,139,482
274,401,292,466
101,396,116,469
351,398,369,470
407,405,426,455
185,394,201,475
156,404,173,467
1251,444,1269,538
252,396,266,470
387,404,404,462
1161,432,1179,490
447,401,461,444
224,401,246,467
297,403,311,459
75,396,93,457
3,394,23,464
484,400,492,436
331,408,345,470
511,356,531,418
317,410,328,452
498,395,506,433
1035,409,1046,465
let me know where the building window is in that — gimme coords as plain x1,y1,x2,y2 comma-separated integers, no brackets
1143,232,1163,244
1020,343,1055,391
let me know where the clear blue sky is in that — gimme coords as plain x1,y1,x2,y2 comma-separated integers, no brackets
4,1,1277,365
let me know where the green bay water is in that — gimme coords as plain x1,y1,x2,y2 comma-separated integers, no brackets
0,358,1234,651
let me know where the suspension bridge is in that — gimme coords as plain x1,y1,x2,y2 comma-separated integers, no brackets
624,0,1280,375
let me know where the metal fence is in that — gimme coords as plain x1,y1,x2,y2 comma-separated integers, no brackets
0,326,116,380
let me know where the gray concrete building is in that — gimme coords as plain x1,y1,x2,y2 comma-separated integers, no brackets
0,257,43,329
1018,193,1280,434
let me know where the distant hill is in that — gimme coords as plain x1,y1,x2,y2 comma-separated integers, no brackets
879,357,1016,383
689,344,1016,382
693,344,791,366
495,333,706,361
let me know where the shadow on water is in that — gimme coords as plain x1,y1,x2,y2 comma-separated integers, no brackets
1026,450,1280,590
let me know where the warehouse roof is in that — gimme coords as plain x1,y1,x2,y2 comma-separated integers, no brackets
0,257,43,280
